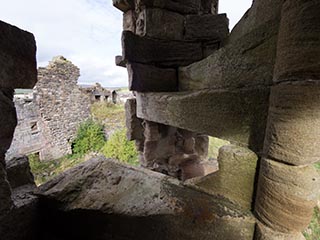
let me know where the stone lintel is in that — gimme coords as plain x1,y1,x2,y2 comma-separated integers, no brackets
136,87,270,151
0,21,37,89
127,62,178,92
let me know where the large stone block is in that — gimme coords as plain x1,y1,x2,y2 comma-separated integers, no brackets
179,20,278,91
137,0,201,14
255,158,320,232
0,21,37,89
201,0,219,14
255,221,306,240
0,159,13,216
122,31,203,67
136,87,270,151
263,84,320,165
38,156,256,240
185,14,229,41
123,10,136,33
125,98,144,141
113,0,134,12
127,62,178,92
190,145,258,211
6,155,35,189
136,8,184,40
274,0,320,82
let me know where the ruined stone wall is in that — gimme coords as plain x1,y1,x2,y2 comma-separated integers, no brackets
33,56,91,160
5,99,45,160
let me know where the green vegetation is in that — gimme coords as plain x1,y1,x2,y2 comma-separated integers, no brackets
315,162,320,170
90,102,125,132
72,119,105,156
208,136,229,159
102,128,138,166
29,153,88,185
304,206,320,240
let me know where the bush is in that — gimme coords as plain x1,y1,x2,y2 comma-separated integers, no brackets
72,119,105,156
102,128,139,165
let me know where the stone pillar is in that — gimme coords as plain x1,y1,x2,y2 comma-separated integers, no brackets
0,88,16,215
254,0,320,238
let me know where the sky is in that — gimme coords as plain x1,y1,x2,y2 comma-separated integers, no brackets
0,0,252,87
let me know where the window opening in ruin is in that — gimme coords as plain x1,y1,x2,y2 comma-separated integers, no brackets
30,121,39,135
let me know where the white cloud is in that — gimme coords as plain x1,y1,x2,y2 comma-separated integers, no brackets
0,0,252,87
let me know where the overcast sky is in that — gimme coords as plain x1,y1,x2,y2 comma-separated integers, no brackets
0,0,252,87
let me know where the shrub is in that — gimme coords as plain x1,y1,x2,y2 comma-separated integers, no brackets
72,119,105,156
102,128,138,165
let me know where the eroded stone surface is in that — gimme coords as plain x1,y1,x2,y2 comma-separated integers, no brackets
255,221,306,240
38,156,256,240
136,0,201,14
263,83,320,165
189,144,258,211
255,158,320,232
125,98,144,141
274,0,320,82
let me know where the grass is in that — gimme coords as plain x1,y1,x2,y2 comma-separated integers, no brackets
304,206,320,240
29,153,90,185
90,102,125,135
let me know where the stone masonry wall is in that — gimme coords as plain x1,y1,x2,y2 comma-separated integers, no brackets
33,56,91,160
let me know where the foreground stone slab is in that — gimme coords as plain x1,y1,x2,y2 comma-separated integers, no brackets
122,31,203,67
136,87,270,151
0,21,37,89
255,158,320,232
185,14,229,41
188,145,258,211
38,156,256,240
263,84,320,165
127,62,178,92
137,0,201,14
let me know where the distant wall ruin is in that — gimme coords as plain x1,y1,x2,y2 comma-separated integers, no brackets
7,56,91,161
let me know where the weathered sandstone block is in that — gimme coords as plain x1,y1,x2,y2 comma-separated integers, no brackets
255,221,306,240
185,14,229,41
136,8,184,40
255,158,320,232
113,0,134,12
38,157,256,240
274,0,320,82
6,155,35,189
125,98,144,141
264,84,320,165
122,31,203,67
136,87,270,151
201,0,219,14
115,55,126,67
0,21,37,89
127,62,177,92
179,21,278,91
136,0,201,14
123,10,136,33
190,145,258,211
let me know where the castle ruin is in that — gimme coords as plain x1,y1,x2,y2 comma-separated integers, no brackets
0,0,319,239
